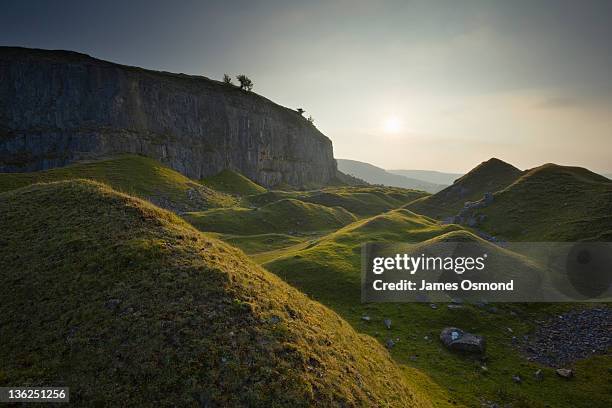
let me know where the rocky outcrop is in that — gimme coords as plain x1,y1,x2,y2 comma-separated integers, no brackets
0,47,337,187
440,327,486,354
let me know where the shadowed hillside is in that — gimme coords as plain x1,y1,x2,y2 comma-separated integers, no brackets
406,158,523,220
475,164,612,241
0,180,432,407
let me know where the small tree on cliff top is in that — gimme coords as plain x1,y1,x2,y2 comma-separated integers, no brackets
236,74,253,91
223,74,233,85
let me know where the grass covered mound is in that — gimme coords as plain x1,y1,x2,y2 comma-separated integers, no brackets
476,163,612,241
407,158,522,220
184,198,357,235
201,169,266,196
262,212,612,407
263,209,463,302
245,186,428,217
0,155,236,211
0,180,431,407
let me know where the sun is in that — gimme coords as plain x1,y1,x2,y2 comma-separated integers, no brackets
383,116,402,133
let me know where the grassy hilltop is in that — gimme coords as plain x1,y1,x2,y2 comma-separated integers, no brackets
0,180,435,407
407,158,522,220
0,155,236,211
185,198,357,235
476,164,612,241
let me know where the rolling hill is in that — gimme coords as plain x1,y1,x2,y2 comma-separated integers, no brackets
184,198,357,235
0,155,236,212
200,169,267,196
406,158,523,220
245,186,429,217
387,169,463,186
0,180,433,407
260,211,611,408
337,159,446,193
474,164,612,241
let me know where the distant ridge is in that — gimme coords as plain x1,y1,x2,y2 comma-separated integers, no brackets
387,169,463,186
337,159,445,193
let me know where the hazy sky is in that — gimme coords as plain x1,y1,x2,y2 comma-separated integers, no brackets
2,0,611,172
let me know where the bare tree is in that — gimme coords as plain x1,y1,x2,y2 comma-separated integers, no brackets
236,74,253,91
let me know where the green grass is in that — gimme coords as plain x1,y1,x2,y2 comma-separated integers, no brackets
0,180,435,407
184,198,357,235
217,233,312,254
407,158,522,219
201,169,266,196
245,186,428,217
476,164,612,241
0,155,236,211
261,210,612,408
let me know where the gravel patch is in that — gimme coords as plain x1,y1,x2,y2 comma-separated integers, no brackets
522,307,611,367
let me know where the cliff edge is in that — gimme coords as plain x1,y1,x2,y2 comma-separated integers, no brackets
0,47,337,187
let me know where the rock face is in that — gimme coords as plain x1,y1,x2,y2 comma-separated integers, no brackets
0,47,337,187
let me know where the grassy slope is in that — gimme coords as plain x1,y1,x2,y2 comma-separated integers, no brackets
0,180,435,407
407,158,523,220
477,164,612,241
201,169,266,196
0,155,236,211
184,199,357,235
262,211,611,408
246,186,429,217
217,233,308,254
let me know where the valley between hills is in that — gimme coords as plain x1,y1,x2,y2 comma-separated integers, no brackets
1,154,610,407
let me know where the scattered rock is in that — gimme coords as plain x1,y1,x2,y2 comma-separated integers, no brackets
447,304,464,310
522,307,611,367
512,374,522,384
534,369,544,381
556,368,574,379
269,316,281,324
361,315,371,322
440,327,486,354
385,339,395,349
104,298,121,310
383,319,392,329
430,303,438,310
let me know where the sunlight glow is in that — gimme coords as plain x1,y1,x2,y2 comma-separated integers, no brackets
383,116,402,133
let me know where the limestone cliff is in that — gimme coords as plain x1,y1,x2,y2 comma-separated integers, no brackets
0,47,337,187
